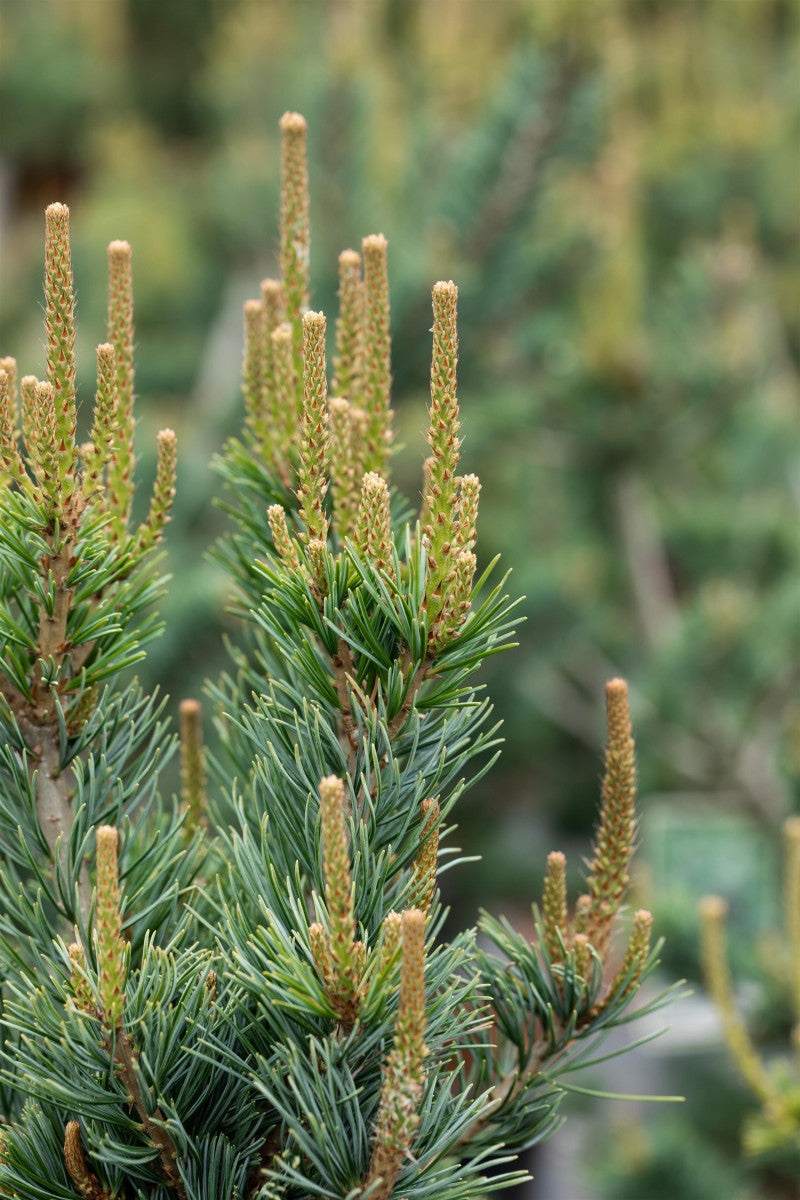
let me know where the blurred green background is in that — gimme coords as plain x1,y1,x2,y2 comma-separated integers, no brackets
1,0,799,1196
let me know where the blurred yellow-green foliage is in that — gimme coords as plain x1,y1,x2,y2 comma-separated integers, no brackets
1,1,798,1195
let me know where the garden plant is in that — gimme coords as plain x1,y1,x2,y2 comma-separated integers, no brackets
0,112,675,1199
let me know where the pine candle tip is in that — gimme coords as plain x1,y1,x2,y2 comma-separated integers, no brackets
107,239,132,259
261,277,282,297
634,909,653,926
402,907,426,941
272,321,292,344
303,310,326,331
547,850,566,868
280,110,308,134
433,279,458,300
179,698,201,717
605,677,632,736
339,247,361,267
573,934,592,977
244,298,264,316
699,894,728,921
46,201,69,220
319,774,345,804
96,825,117,852
362,233,388,253
307,535,326,564
157,428,176,447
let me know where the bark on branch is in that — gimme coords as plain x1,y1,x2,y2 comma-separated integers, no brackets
32,725,92,926
114,1031,187,1198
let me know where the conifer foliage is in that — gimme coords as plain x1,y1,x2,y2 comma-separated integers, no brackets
0,114,673,1198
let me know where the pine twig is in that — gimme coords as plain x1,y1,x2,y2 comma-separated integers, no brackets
113,1032,187,1199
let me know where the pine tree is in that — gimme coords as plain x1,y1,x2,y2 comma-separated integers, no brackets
0,114,674,1199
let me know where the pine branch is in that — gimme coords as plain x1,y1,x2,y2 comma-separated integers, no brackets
332,636,360,776
0,102,679,1200
113,1032,187,1199
96,826,186,1197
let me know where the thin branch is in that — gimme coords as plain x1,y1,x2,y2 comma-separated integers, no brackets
452,1026,559,1150
33,531,74,719
385,654,431,743
332,637,359,780
113,1031,187,1199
